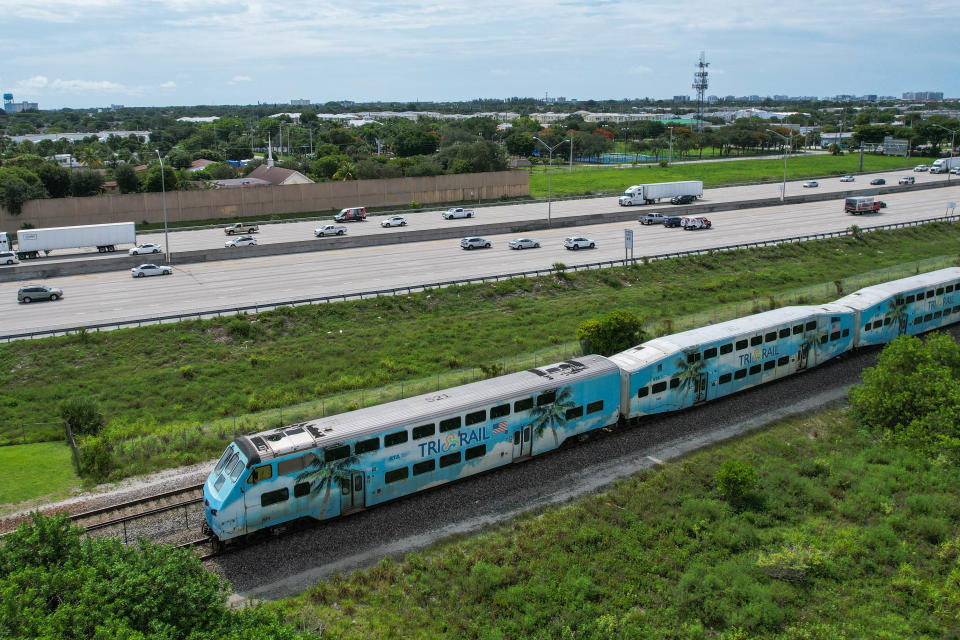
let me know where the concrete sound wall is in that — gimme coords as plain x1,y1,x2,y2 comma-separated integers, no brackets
0,171,529,231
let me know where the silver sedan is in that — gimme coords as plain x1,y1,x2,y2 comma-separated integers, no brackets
131,263,173,278
508,238,541,250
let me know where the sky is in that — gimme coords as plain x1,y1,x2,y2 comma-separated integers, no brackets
0,0,956,110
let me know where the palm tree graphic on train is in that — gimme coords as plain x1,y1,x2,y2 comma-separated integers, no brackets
675,349,706,407
529,386,576,447
884,298,909,336
797,329,829,370
296,453,360,516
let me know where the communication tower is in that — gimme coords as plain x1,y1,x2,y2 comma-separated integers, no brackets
692,52,709,133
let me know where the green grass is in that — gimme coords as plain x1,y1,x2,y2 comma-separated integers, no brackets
279,408,960,638
0,441,79,507
529,153,914,198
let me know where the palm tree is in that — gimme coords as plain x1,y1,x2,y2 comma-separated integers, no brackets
884,298,909,336
296,453,360,518
529,386,576,448
675,349,706,407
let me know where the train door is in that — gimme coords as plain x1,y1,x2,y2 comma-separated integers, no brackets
512,425,532,460
340,472,365,513
243,464,291,529
796,341,810,371
694,373,708,403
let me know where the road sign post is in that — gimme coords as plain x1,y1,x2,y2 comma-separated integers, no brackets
624,228,634,264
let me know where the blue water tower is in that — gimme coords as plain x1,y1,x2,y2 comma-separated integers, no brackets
2,93,12,113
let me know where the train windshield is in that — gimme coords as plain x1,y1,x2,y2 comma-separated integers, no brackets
213,448,234,475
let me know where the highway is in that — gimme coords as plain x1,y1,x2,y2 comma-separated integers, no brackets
1,176,957,336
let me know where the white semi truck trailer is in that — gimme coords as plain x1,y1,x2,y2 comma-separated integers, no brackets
618,180,704,205
7,222,136,259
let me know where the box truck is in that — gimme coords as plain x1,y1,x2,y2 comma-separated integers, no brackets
930,157,960,174
618,181,703,206
14,222,136,259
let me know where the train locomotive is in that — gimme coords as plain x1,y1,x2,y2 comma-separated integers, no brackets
204,267,960,543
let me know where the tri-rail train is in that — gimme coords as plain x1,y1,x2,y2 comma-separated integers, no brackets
204,267,960,543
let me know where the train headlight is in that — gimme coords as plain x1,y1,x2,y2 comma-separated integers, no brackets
210,509,218,516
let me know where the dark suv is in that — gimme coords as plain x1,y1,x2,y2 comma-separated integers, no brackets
17,285,63,303
663,216,683,228
671,194,697,205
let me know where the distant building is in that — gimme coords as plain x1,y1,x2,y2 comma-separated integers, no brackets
290,99,311,106
3,92,38,113
673,95,690,103
902,91,943,101
176,116,220,123
211,177,271,188
246,165,314,185
110,104,125,110
188,159,217,172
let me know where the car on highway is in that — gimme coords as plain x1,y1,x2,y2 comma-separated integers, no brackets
225,236,257,248
839,175,855,182
670,194,697,205
443,207,475,219
563,237,595,250
131,263,172,278
899,176,916,185
681,216,712,230
129,243,162,256
508,238,540,250
914,165,929,172
17,284,63,303
0,251,19,265
802,181,819,188
952,167,960,175
663,216,683,228
870,178,886,185
460,237,491,250
380,215,407,228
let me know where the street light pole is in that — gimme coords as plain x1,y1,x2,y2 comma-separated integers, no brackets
766,129,790,202
533,136,568,227
668,126,674,165
931,124,959,182
156,150,169,263
569,134,574,173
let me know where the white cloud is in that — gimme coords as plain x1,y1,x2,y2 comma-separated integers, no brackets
228,75,252,84
161,80,177,88
16,74,132,94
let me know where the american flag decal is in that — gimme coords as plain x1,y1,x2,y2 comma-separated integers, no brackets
492,421,508,434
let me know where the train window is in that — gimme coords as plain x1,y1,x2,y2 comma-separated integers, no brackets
874,320,883,329
537,391,557,406
734,369,747,380
750,336,762,346
778,328,790,339
439,452,461,468
842,329,849,337
937,287,944,295
863,322,870,332
947,285,954,293
413,459,435,476
637,386,649,398
354,437,380,454
412,424,435,440
687,352,701,364
228,457,244,482
703,347,718,360
214,475,226,491
763,360,775,371
831,316,840,323
819,335,828,345
934,310,942,319
735,339,748,350
384,431,408,447
792,324,803,335
777,356,790,367
927,290,935,298
248,465,272,484
883,317,892,325
325,444,351,462
514,398,534,412
924,313,933,322
805,321,816,331
720,343,733,355
749,365,761,375
906,295,915,303
913,317,922,325
896,296,904,305
669,378,680,389
294,482,311,498
465,445,486,461
261,488,289,507
565,406,584,420
277,453,316,476
465,410,486,426
955,306,960,313
945,308,953,316
587,400,604,414
718,372,732,384
916,293,924,301
764,332,776,343
385,467,408,484
214,449,234,476
651,381,667,394
439,417,461,432
829,331,840,341
490,404,510,419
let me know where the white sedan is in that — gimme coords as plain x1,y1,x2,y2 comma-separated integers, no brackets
802,181,819,188
131,263,172,278
508,238,540,250
839,175,855,182
380,216,408,228
129,243,162,255
225,236,257,247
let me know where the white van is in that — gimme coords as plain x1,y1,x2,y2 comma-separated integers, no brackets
334,207,366,222
0,251,20,265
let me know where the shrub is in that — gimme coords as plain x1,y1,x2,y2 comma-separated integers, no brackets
77,434,113,479
408,200,420,209
716,459,759,507
180,365,196,379
756,544,830,583
577,309,645,356
59,397,105,437
479,362,505,379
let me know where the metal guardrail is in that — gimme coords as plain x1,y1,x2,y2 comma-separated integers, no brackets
3,213,958,343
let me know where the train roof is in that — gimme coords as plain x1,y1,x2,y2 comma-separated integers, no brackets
609,305,825,371
240,354,619,461
832,267,960,311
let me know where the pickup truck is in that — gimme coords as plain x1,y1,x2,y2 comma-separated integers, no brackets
224,222,260,235
314,224,347,237
638,212,666,225
442,207,474,219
